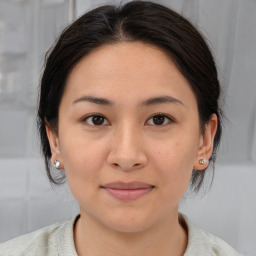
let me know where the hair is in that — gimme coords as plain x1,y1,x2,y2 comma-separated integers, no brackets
37,0,222,192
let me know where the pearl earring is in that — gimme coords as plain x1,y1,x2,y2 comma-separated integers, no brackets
54,160,61,169
199,159,206,165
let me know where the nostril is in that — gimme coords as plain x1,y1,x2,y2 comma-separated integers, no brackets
111,162,142,170
107,149,147,170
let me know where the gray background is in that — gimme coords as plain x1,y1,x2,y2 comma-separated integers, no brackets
0,0,255,255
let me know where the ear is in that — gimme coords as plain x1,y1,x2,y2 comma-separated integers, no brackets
193,114,218,170
45,124,64,169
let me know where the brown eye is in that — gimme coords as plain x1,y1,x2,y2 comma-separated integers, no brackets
147,114,173,126
92,116,104,125
83,115,109,126
153,115,165,125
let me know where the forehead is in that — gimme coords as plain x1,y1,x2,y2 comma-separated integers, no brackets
63,42,196,107
68,42,179,81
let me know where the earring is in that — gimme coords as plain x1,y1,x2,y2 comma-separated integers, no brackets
54,160,61,169
199,158,206,165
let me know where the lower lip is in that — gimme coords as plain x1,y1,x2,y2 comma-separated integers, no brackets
103,187,154,201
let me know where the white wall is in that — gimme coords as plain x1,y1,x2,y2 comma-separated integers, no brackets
0,0,255,255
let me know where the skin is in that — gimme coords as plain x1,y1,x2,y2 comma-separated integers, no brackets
46,42,217,256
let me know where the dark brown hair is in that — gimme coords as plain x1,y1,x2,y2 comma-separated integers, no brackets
37,0,222,192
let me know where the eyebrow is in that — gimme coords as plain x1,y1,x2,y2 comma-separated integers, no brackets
140,96,184,107
73,95,113,106
73,95,184,107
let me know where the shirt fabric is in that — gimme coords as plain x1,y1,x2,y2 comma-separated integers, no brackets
0,214,241,256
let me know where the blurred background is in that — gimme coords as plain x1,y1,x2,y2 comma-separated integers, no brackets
0,0,255,255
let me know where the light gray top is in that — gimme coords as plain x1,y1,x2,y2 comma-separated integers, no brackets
0,214,240,256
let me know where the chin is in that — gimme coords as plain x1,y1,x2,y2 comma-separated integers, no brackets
100,212,158,234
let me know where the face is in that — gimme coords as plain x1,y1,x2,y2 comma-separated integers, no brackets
47,42,217,233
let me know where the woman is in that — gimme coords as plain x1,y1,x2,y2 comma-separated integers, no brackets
0,1,240,255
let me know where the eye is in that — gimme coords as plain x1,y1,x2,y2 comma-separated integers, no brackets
82,114,109,126
146,113,174,126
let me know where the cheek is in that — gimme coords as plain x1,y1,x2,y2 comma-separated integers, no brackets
149,133,199,190
59,139,109,208
151,135,198,168
59,133,109,183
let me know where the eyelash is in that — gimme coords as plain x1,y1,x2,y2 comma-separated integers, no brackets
147,113,175,126
81,113,175,127
81,114,110,126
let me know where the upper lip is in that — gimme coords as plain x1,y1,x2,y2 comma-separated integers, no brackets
101,181,154,190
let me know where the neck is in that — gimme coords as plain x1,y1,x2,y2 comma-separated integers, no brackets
74,209,188,256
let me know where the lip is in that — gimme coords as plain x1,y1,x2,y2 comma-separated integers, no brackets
101,182,155,201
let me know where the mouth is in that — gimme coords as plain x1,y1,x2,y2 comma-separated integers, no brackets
101,182,155,201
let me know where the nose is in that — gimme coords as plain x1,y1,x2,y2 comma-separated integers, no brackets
107,123,147,171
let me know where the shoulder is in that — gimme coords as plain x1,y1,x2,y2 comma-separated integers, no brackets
180,214,241,256
0,216,78,256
